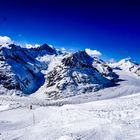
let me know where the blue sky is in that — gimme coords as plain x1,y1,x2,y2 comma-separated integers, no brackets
0,0,140,62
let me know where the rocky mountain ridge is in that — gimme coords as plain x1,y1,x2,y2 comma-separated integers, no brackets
0,43,139,98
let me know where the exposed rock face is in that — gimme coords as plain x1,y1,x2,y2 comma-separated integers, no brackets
92,57,119,81
135,67,140,76
28,43,57,58
45,51,118,99
0,44,57,95
0,62,19,90
0,44,120,98
62,51,93,68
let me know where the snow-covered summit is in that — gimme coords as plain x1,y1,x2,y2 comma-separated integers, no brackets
5,42,140,100
62,51,93,68
93,57,119,81
27,43,58,58
110,58,140,76
0,45,120,98
40,51,118,99
0,44,52,95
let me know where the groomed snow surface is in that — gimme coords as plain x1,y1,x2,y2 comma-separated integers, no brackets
1,70,140,140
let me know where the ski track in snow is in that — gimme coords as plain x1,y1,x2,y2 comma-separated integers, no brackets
0,70,140,140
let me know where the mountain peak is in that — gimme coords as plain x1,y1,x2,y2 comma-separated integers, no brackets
26,43,57,58
118,58,139,66
109,58,140,76
62,51,93,68
119,57,132,63
39,43,55,51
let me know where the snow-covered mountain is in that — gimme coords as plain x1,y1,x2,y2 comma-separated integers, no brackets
92,57,118,81
110,58,140,76
36,51,118,99
0,44,119,97
1,43,140,99
0,44,57,95
26,43,57,58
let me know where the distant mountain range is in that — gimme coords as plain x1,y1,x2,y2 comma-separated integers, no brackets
0,43,139,98
109,58,140,76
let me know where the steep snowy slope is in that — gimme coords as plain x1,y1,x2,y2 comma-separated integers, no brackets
0,44,57,95
110,58,140,76
26,43,57,58
35,51,118,99
93,57,118,81
0,43,119,98
33,68,140,103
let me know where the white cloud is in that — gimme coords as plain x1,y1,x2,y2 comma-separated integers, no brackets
85,48,102,57
25,44,33,48
0,36,13,46
61,47,66,51
34,44,40,47
25,44,40,48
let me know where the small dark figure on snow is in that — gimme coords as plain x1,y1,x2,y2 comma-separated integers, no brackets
29,105,32,110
